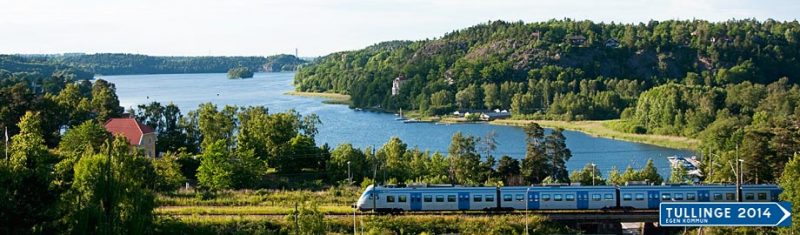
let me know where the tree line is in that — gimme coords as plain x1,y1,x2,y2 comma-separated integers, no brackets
37,53,307,75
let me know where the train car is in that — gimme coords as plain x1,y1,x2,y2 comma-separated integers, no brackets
498,185,617,210
355,185,497,212
618,184,782,209
356,184,782,212
533,185,617,210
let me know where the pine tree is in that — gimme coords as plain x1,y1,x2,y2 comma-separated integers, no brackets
545,128,571,183
521,123,548,184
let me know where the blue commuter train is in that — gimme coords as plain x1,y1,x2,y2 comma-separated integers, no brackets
355,184,781,213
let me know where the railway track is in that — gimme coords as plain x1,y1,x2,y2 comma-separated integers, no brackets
158,209,659,221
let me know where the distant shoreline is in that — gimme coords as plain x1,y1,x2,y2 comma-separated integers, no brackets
491,119,699,150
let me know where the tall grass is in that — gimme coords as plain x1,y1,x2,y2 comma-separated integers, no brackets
156,205,353,216
157,186,361,207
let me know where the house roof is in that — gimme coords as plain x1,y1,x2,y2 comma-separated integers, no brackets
104,118,154,146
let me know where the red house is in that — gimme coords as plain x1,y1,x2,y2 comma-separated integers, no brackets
104,117,157,157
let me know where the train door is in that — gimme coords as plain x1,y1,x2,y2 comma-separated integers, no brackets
410,192,422,211
577,191,589,209
647,191,660,209
698,190,710,202
528,191,539,210
770,189,782,201
458,192,470,210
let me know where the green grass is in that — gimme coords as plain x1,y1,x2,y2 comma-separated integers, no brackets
156,205,354,215
285,91,352,105
492,119,699,150
157,187,362,207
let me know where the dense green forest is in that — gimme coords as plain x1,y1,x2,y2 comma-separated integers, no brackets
296,19,799,118
33,53,307,75
0,55,94,80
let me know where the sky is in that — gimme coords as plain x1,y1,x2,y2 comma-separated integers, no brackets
0,0,797,57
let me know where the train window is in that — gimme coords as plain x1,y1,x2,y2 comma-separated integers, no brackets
447,195,456,202
542,194,551,201
386,196,395,203
661,193,671,201
399,195,407,203
591,194,601,201
623,193,632,201
424,195,432,202
503,194,512,202
486,195,495,202
745,193,754,201
674,193,684,200
436,195,444,202
713,193,722,201
566,194,575,201
725,193,735,201
516,194,524,201
604,194,613,200
554,194,563,201
635,193,645,201
687,193,696,200
473,195,482,202
758,193,767,201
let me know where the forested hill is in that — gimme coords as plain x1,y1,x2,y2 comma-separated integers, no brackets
294,19,800,117
40,53,307,75
0,55,94,80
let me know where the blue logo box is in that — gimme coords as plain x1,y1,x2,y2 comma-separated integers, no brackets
660,202,792,227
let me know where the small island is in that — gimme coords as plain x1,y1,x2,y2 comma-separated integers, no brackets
227,67,254,79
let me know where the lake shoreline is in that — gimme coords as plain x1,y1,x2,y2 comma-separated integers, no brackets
284,91,352,105
289,92,700,150
490,119,699,150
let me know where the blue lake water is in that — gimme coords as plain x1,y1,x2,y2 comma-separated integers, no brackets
101,72,693,177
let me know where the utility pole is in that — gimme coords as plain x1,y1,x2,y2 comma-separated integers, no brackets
347,161,352,185
709,153,717,183
525,187,530,235
371,147,378,186
736,145,743,202
591,162,596,186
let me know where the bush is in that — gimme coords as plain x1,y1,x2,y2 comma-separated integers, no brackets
630,125,647,134
152,153,188,192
